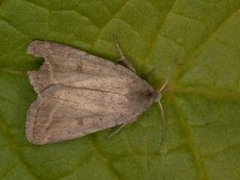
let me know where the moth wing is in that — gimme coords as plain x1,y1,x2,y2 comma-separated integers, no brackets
26,41,157,145
26,85,142,145
28,40,137,93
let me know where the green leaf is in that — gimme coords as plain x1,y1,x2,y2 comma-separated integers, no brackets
0,0,240,179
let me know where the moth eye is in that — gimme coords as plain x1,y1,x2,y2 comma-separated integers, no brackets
145,90,153,97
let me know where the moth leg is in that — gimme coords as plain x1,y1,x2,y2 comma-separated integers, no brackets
114,32,136,72
108,123,128,138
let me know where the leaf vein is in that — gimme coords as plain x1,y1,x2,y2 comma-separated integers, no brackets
90,0,132,50
175,7,240,81
140,0,178,72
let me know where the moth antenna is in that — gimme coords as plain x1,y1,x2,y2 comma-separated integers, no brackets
146,58,177,87
157,78,169,151
159,78,169,93
158,100,166,149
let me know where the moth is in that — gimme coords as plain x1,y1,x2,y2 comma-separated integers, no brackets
26,40,166,145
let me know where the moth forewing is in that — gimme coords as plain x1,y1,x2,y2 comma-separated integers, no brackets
26,40,161,145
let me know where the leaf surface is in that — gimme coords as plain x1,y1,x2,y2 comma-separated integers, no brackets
0,0,240,179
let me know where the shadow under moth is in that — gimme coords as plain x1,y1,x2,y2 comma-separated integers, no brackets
26,40,165,145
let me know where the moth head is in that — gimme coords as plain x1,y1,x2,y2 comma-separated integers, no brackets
142,78,168,103
154,91,162,103
142,88,161,103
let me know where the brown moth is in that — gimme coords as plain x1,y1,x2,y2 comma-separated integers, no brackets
26,40,163,145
